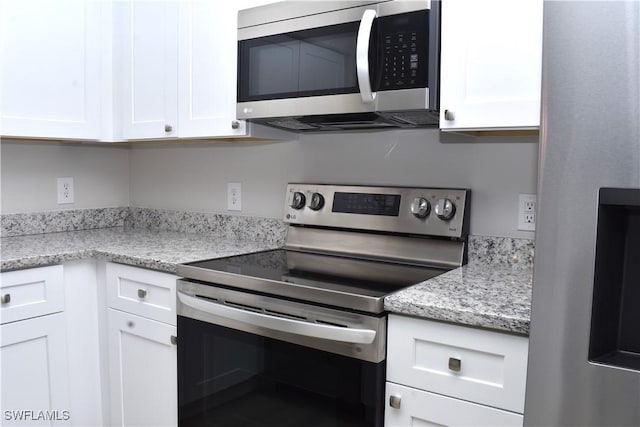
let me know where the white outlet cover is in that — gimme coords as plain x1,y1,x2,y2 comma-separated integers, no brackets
57,177,74,204
518,194,536,231
227,182,242,211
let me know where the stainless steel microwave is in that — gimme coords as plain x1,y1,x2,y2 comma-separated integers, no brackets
236,0,440,132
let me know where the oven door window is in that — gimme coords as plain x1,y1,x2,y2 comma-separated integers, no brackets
237,21,363,102
178,316,385,427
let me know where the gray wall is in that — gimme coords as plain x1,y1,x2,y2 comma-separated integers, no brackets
1,141,130,213
1,129,538,238
129,129,538,238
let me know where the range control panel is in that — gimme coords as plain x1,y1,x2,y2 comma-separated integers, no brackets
284,184,470,239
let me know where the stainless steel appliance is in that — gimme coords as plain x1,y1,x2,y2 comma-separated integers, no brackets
176,184,470,426
524,1,640,425
236,0,440,131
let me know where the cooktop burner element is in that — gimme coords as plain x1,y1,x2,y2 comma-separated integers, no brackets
177,184,471,314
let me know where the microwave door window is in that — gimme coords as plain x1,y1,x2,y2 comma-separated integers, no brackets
298,32,357,94
239,22,360,102
249,37,300,99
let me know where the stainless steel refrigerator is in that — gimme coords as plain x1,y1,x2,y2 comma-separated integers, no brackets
524,1,640,425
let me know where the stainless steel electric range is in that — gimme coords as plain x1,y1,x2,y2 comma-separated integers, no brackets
176,184,470,427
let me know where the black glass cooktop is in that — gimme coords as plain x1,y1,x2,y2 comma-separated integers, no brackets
179,249,446,312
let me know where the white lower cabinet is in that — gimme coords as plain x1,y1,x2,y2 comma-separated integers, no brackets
385,383,523,427
107,309,177,427
105,262,178,427
385,314,529,427
0,266,70,426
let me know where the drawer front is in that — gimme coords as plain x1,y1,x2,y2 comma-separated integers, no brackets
106,263,177,325
0,265,64,324
385,382,523,427
387,314,529,413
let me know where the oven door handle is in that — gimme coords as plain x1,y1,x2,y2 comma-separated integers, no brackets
178,292,376,344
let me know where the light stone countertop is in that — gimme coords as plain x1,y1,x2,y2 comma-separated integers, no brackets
384,262,533,335
1,227,532,334
0,227,279,273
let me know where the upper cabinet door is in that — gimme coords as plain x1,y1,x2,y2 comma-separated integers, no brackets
177,0,279,138
0,0,103,140
439,0,543,131
177,1,247,138
118,0,178,140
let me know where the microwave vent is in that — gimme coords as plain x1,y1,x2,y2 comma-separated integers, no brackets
381,111,440,126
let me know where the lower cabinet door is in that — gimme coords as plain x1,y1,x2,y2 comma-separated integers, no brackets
1,313,70,426
385,382,523,427
108,309,177,427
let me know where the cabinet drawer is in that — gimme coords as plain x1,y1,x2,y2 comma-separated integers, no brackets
385,382,523,427
106,263,177,325
387,314,529,413
0,265,64,324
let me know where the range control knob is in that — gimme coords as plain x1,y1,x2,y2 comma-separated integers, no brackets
410,197,430,218
309,193,325,211
290,192,306,210
434,198,456,220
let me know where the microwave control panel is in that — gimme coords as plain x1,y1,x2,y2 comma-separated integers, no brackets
376,10,429,91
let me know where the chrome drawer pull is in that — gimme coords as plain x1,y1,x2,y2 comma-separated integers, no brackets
444,109,455,121
171,336,177,345
138,289,147,299
449,357,462,372
389,394,402,409
1,294,10,304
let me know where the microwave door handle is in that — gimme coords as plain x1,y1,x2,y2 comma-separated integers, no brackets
178,291,376,345
356,9,377,103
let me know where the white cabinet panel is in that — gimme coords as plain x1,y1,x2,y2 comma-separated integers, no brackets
385,382,523,427
106,262,177,325
177,0,283,139
106,263,177,427
0,265,64,324
387,315,529,413
0,0,103,140
1,313,70,426
118,0,178,140
108,309,177,427
439,0,543,131
63,260,104,427
178,1,247,137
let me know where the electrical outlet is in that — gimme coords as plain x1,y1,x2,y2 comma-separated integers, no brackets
518,194,536,231
227,182,242,211
57,177,74,204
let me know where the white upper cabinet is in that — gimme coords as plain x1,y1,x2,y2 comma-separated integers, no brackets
177,1,247,138
439,0,543,131
117,0,179,140
119,0,280,140
0,0,104,140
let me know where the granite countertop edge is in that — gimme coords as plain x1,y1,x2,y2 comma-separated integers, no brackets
1,227,532,334
384,262,533,335
0,227,281,274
